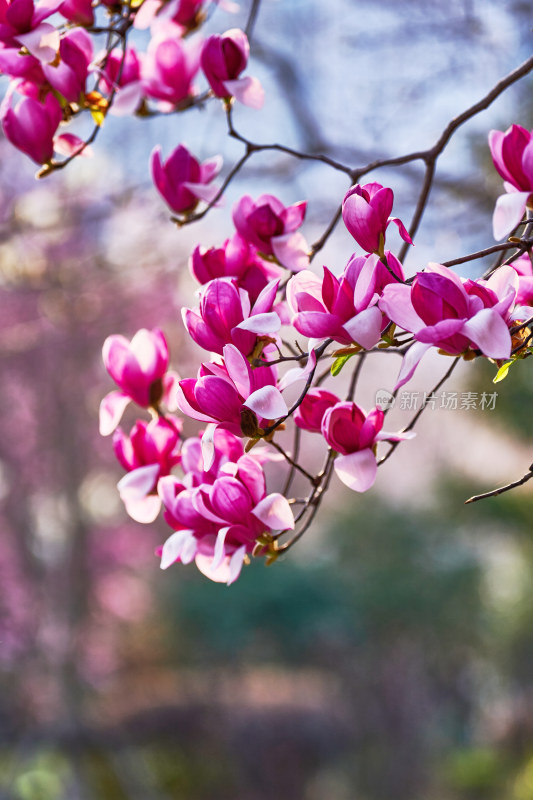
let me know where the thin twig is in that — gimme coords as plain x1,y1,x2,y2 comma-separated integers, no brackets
465,465,533,504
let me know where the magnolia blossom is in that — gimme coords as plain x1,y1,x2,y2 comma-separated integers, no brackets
183,277,281,356
158,438,294,585
287,252,404,349
322,402,413,492
0,0,61,62
141,34,200,108
380,263,532,389
1,87,62,163
233,194,310,271
113,416,182,523
100,328,179,435
190,234,283,304
342,182,412,255
151,143,222,213
177,343,287,468
42,28,92,103
99,45,144,116
294,388,340,433
201,28,264,108
489,124,533,240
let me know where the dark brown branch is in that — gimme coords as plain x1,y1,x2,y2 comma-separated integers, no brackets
465,465,533,504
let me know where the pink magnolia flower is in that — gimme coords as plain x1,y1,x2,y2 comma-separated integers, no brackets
151,143,222,213
342,182,412,255
158,448,294,585
99,45,144,116
183,277,281,356
42,28,92,103
141,34,200,108
233,194,310,271
287,252,404,349
489,124,533,240
100,328,179,435
201,28,264,108
380,263,531,389
0,0,61,62
177,343,287,468
294,388,340,433
190,233,283,304
321,402,413,492
1,86,61,163
113,415,182,523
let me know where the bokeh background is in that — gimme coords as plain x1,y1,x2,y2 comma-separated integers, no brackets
1,1,533,797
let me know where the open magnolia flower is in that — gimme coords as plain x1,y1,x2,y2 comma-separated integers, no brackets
489,124,533,240
321,402,414,492
177,343,288,469
99,328,179,435
158,430,294,585
380,263,533,389
287,252,404,350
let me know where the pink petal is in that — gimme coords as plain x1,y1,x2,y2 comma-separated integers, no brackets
195,544,246,584
117,463,161,500
200,154,223,183
379,283,424,333
200,422,218,471
235,311,281,334
122,493,162,523
110,82,144,116
252,493,295,531
224,76,264,109
485,264,518,299
162,370,180,410
286,270,322,314
160,529,196,569
244,386,287,420
271,232,310,271
492,192,530,240
252,278,280,315
181,181,221,205
278,348,317,391
394,341,433,390
342,306,383,350
211,526,231,572
460,308,511,359
54,133,92,158
223,343,251,398
17,23,59,62
99,391,131,436
334,449,377,492
389,216,413,245
227,545,247,584
375,429,416,442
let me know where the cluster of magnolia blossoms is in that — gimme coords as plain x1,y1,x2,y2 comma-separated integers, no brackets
3,0,530,585
0,0,263,170
97,125,533,584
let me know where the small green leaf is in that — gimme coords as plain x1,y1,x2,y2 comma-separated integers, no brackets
331,353,354,376
493,360,512,384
